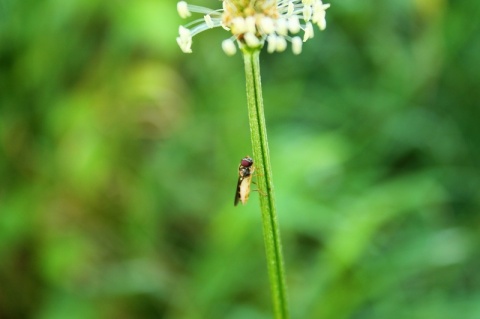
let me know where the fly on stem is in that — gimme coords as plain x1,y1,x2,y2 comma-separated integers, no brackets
235,156,255,206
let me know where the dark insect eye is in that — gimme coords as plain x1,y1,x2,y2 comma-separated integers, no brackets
241,156,253,167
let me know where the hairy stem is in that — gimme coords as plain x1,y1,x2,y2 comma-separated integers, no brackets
242,49,289,319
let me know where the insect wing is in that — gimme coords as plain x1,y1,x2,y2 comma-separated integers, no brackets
237,173,253,205
234,176,244,206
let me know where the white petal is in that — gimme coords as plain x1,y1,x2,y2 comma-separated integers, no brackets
231,17,247,34
276,36,287,52
287,2,295,16
267,35,277,53
176,37,192,53
244,32,261,47
222,39,237,56
303,5,312,22
318,17,326,30
260,17,275,34
313,2,330,25
275,17,288,36
221,22,230,31
303,22,314,41
204,15,214,28
177,1,191,19
179,25,191,40
288,15,301,34
292,36,302,55
245,16,257,33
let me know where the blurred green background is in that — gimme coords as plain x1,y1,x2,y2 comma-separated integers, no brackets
1,0,480,318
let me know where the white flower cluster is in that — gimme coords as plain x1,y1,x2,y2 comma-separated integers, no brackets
176,0,330,56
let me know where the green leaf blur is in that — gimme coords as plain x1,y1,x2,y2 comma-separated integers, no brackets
1,0,479,318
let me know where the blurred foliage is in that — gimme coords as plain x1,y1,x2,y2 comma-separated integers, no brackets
1,0,480,318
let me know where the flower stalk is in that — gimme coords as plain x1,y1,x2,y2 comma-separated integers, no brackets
243,48,289,319
175,1,331,317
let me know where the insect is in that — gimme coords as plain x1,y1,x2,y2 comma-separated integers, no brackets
234,156,255,206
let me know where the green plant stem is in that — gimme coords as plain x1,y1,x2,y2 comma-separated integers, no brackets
242,49,289,319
